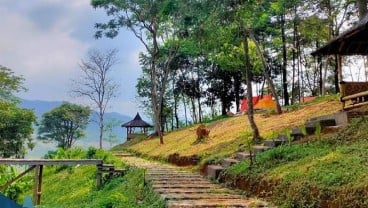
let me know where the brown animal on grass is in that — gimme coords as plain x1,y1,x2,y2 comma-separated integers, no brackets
196,124,210,141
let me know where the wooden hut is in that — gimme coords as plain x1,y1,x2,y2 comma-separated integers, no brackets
121,113,152,141
312,14,368,110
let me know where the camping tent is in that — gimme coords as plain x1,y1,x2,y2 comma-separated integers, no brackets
0,194,22,208
240,94,276,112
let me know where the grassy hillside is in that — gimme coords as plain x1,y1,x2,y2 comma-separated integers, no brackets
224,116,368,207
116,95,341,163
18,148,164,208
112,95,368,207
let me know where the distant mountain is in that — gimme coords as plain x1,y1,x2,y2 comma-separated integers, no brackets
20,99,132,158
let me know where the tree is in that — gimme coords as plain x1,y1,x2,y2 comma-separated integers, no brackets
0,100,36,158
38,102,91,149
92,0,180,144
71,48,119,149
0,65,25,102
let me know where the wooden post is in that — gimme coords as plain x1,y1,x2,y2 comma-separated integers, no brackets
96,164,102,189
33,165,43,205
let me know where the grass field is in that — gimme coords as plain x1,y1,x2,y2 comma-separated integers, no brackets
116,95,341,164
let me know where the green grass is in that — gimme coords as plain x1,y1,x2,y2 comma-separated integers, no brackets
224,117,368,207
17,148,164,208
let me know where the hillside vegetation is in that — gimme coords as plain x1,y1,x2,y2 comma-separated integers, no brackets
117,96,341,163
223,115,368,207
116,95,368,207
19,148,164,208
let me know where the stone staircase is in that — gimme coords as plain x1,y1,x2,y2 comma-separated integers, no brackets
206,111,348,179
120,156,272,207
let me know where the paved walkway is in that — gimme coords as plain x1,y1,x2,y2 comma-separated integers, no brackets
120,156,272,208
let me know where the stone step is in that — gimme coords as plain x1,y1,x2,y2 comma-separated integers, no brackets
161,193,244,200
322,125,343,134
264,139,286,148
146,175,201,180
290,128,304,140
154,188,232,194
305,121,317,135
152,180,212,185
252,145,272,154
221,158,240,168
319,118,337,127
167,199,257,208
147,172,194,176
206,165,224,179
153,183,216,189
235,152,251,160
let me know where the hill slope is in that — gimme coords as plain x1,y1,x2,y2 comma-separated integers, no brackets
120,96,341,163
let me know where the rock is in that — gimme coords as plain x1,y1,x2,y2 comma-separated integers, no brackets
221,158,239,168
235,152,251,160
264,138,286,147
207,165,224,179
305,122,317,135
291,128,304,140
253,145,272,154
319,118,337,127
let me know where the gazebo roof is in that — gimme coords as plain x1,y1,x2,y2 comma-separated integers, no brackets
312,14,368,56
121,113,152,128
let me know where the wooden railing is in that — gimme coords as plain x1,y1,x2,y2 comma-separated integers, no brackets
340,81,368,110
0,159,126,205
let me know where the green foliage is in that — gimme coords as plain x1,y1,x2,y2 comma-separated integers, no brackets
19,148,164,208
38,102,91,149
0,165,33,201
224,117,368,207
0,100,36,158
0,65,25,102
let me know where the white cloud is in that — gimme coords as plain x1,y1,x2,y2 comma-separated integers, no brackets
0,0,143,115
0,3,90,101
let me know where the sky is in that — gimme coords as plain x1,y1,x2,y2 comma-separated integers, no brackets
0,0,145,116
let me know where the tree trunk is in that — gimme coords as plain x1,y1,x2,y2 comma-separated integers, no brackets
99,112,104,149
234,72,241,112
197,96,202,123
357,0,368,19
334,54,340,93
249,33,282,114
281,13,289,105
243,32,260,141
182,95,188,126
150,26,164,144
191,97,197,123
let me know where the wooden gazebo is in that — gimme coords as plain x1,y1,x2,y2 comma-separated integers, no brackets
312,14,368,110
121,113,152,141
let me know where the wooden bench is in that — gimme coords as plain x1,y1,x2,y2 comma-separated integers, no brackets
340,81,368,110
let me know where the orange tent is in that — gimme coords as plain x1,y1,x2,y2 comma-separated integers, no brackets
240,96,261,112
254,94,276,109
240,94,276,112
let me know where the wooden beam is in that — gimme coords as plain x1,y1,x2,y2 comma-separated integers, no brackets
0,165,36,191
344,101,368,110
0,159,103,166
33,165,43,205
341,90,368,101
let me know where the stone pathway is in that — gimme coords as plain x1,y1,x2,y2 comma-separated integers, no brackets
120,156,271,208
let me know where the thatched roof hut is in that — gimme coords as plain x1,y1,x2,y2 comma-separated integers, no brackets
312,14,368,55
121,113,152,140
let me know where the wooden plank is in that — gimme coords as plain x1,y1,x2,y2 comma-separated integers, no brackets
344,100,368,110
0,159,103,166
0,165,36,191
33,165,43,205
341,90,368,101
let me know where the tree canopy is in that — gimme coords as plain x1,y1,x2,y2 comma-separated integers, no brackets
0,65,25,103
0,100,36,158
38,102,91,149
